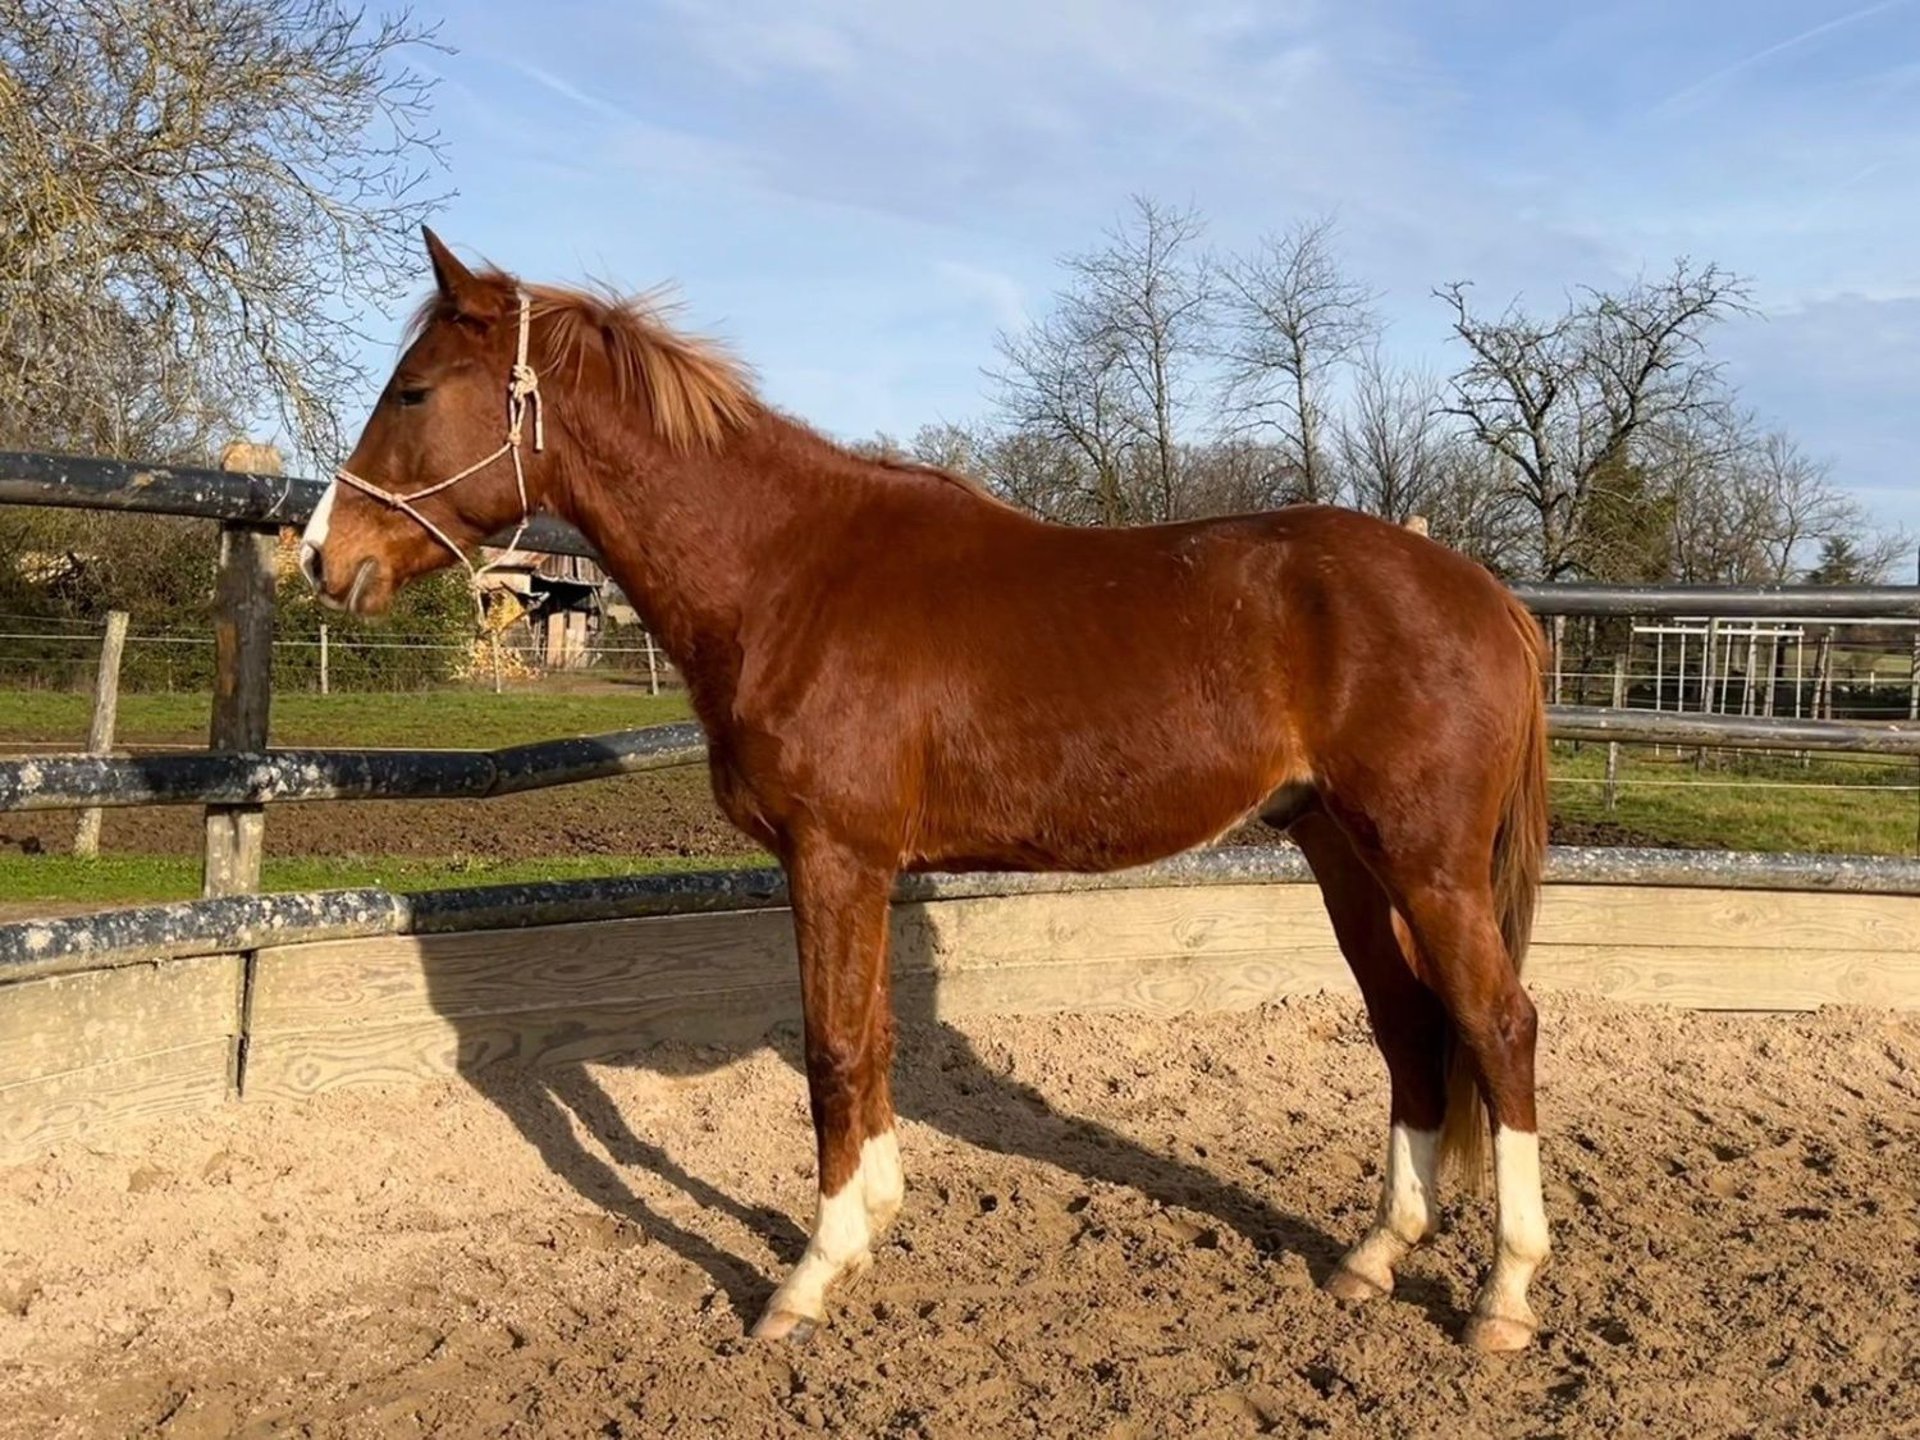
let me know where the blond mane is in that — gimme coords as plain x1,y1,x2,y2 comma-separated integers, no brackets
412,273,757,453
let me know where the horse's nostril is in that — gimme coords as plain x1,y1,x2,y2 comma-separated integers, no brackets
300,543,324,592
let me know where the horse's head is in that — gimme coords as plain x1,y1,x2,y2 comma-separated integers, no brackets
303,228,759,615
300,228,553,615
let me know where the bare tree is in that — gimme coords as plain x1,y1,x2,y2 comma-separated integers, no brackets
904,422,1096,523
1439,259,1752,579
1336,350,1453,523
988,197,1211,524
1421,445,1532,576
1647,417,1905,584
1638,412,1760,583
1074,197,1212,519
1217,216,1376,505
0,0,446,462
1177,438,1298,518
1745,429,1907,581
988,309,1136,523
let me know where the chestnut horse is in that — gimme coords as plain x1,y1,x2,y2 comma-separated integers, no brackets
302,230,1552,1352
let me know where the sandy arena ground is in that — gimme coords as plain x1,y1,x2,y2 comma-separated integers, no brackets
0,992,1914,1438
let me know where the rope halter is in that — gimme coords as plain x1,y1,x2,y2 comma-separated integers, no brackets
333,291,545,608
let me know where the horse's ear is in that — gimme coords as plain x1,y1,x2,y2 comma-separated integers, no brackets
422,226,489,315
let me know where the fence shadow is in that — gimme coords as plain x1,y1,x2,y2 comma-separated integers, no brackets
431,899,1351,1330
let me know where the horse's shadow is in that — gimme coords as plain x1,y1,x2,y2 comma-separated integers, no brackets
439,898,1363,1331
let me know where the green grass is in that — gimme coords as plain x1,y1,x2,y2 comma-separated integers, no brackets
7,685,1919,910
0,688,693,748
0,850,771,908
1550,742,1920,855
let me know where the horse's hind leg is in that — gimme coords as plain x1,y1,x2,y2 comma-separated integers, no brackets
1288,810,1449,1302
1389,872,1549,1352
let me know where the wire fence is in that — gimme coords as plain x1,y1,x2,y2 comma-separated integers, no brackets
1545,613,1920,724
0,616,680,694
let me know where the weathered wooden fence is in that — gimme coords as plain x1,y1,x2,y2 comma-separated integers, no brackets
8,450,1920,1162
4,847,1920,1162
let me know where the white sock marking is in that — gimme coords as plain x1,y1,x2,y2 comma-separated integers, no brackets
1380,1122,1439,1245
1339,1123,1439,1290
764,1132,901,1323
863,1128,903,1226
1479,1126,1550,1327
1493,1127,1549,1264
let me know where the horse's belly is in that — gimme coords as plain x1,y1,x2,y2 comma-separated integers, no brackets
912,751,1280,874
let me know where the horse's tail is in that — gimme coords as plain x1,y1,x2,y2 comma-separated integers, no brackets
1438,590,1549,1189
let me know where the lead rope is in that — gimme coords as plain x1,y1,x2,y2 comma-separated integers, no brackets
332,291,545,624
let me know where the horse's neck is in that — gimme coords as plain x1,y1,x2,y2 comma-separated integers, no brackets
554,417,854,716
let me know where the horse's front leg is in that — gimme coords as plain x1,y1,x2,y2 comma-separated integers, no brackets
752,837,900,1341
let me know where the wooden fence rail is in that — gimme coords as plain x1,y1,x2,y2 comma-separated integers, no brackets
0,450,594,558
10,844,1920,984
7,707,1920,816
5,846,1920,1161
0,724,707,812
10,451,1920,617
10,445,1920,907
1546,705,1920,755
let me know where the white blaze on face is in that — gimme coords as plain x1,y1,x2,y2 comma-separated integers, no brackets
299,479,338,589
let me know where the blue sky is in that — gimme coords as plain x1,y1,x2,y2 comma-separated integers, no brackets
388,0,1920,530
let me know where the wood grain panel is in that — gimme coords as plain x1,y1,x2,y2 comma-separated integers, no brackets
250,887,1339,1032
1532,886,1920,953
1527,944,1920,1011
0,1041,235,1164
242,983,799,1101
0,955,243,1089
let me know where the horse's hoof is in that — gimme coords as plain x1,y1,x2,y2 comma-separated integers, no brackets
1322,1264,1391,1303
1464,1314,1536,1353
750,1308,819,1343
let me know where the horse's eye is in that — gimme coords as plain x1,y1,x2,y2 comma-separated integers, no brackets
395,386,430,407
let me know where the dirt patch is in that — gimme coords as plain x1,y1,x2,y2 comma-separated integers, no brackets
0,767,745,865
0,759,1685,871
1,994,1914,1438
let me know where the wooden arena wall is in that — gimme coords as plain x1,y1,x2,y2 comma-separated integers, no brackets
6,879,1920,1162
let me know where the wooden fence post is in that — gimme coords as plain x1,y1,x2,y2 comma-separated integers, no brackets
203,444,281,898
1814,627,1835,721
1605,653,1627,813
644,631,660,697
72,610,129,858
1910,632,1920,853
1763,633,1781,719
318,623,329,697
